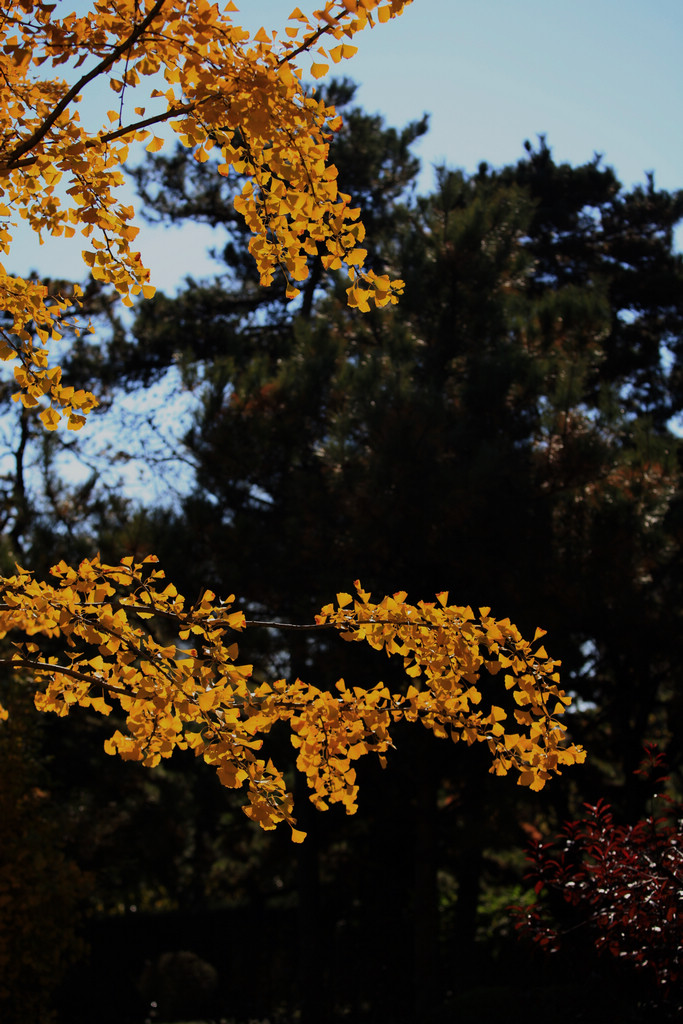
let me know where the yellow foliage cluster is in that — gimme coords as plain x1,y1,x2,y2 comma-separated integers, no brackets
0,560,585,840
317,586,585,790
0,0,409,427
0,0,587,838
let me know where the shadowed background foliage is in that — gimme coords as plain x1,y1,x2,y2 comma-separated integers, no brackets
2,82,682,1023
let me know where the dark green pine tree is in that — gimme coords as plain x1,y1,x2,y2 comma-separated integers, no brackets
108,123,683,1020
18,97,682,1020
0,87,433,1024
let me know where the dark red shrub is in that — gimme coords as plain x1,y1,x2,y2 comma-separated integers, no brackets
514,746,683,1002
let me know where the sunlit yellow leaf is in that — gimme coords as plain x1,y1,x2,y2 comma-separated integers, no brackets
39,407,60,430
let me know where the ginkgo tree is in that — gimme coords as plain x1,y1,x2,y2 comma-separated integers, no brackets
0,0,585,840
1,0,407,429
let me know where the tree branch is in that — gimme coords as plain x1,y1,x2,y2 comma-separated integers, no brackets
277,21,331,67
243,619,339,631
0,602,430,633
2,657,131,696
2,0,168,170
6,99,209,171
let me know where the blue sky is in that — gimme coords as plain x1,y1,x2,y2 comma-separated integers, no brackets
9,0,683,293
